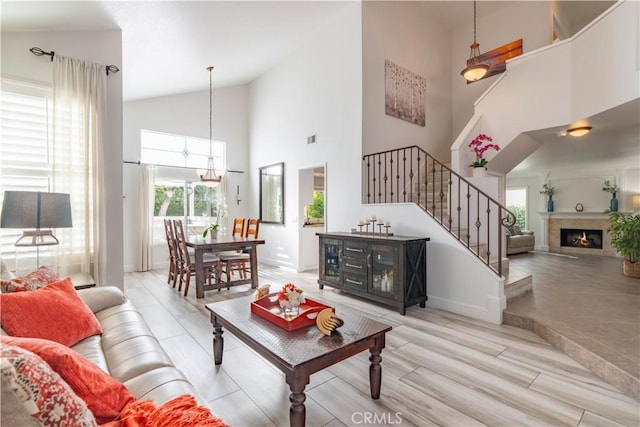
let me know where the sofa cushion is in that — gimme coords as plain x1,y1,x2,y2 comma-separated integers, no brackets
0,278,102,347
77,286,127,313
123,366,199,405
2,336,136,424
0,345,97,426
1,265,59,293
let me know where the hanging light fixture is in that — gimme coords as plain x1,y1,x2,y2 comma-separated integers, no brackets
566,126,592,137
461,0,490,82
199,66,223,187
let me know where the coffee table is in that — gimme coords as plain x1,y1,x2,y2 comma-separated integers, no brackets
205,295,392,427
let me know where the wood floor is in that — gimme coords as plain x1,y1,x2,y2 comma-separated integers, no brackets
124,266,639,427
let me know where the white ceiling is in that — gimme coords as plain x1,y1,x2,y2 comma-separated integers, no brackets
2,0,635,176
0,0,525,102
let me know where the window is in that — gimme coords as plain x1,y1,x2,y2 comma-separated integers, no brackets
141,130,226,243
506,187,528,229
141,130,225,171
0,80,54,270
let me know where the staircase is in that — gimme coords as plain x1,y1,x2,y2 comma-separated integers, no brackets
363,145,515,278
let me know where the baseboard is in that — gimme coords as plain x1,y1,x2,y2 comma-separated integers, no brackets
427,295,503,325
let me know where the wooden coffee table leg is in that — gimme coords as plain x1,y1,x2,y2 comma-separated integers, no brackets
286,374,308,427
369,337,384,399
213,317,224,365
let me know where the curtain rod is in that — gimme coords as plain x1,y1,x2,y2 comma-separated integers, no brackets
123,160,244,174
29,47,120,76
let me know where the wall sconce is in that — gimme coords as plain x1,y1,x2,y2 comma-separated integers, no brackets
236,185,241,205
632,194,640,211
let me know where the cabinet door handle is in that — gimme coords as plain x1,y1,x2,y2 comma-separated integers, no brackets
346,278,362,286
345,247,363,253
367,254,372,268
345,263,362,269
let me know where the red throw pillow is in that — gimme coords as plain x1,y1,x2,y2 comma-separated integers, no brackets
0,345,97,426
2,336,136,424
0,278,103,346
1,265,60,293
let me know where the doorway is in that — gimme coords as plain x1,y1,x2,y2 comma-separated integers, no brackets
299,164,325,271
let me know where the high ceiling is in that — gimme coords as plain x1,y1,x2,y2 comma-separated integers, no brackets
2,1,634,177
3,1,609,102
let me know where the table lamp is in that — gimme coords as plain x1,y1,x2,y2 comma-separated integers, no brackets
1,191,73,246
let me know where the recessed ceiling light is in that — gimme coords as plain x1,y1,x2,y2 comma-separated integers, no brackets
566,126,592,137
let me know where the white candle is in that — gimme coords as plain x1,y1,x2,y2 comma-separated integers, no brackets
370,215,377,222
384,221,390,227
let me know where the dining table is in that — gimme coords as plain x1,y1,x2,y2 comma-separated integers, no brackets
186,236,266,298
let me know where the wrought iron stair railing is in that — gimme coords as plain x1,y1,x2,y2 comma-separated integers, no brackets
363,145,515,277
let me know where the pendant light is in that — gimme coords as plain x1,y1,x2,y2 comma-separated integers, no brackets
461,0,490,82
199,66,223,187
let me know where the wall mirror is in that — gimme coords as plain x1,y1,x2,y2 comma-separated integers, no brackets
260,162,284,224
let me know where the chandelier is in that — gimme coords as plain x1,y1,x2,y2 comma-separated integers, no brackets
199,66,223,186
461,0,490,82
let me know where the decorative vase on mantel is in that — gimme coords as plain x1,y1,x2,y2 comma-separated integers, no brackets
472,167,487,178
547,196,554,212
610,193,619,212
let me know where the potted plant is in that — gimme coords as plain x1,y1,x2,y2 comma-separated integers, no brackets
602,179,620,212
202,223,219,239
540,183,555,212
468,134,500,177
607,211,640,278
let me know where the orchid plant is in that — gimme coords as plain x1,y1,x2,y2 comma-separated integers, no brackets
468,134,500,168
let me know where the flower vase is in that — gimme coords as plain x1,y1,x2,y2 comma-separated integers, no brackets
472,167,487,178
610,193,618,212
283,304,300,320
547,196,554,212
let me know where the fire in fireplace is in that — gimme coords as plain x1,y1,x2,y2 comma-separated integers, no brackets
560,228,603,249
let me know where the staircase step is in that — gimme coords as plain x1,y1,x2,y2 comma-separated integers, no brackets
504,267,533,304
491,257,510,276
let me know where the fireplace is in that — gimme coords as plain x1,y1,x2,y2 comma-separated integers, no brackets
560,228,603,249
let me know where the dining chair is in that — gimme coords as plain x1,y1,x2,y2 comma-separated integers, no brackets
231,217,245,237
172,219,221,297
219,218,260,283
163,219,179,288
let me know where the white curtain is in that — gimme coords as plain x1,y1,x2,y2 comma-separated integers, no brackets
51,56,107,283
138,165,155,271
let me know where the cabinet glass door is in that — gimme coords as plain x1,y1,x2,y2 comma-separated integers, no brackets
370,244,397,298
322,238,342,284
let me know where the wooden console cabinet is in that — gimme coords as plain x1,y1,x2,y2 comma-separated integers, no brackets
317,232,429,315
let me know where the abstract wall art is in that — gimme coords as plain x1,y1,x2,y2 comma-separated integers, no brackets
385,60,426,127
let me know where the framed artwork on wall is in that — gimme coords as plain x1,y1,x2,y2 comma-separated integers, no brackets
384,60,426,127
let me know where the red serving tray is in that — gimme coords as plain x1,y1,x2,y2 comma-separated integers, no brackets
250,293,334,331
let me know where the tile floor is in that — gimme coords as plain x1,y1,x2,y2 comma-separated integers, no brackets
505,251,639,400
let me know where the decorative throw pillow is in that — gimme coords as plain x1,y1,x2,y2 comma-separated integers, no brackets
513,224,522,235
0,278,103,347
0,345,97,427
2,336,136,424
1,265,60,293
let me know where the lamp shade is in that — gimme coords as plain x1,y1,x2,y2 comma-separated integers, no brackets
1,191,72,229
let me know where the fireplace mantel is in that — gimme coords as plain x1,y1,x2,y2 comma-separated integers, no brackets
537,211,610,220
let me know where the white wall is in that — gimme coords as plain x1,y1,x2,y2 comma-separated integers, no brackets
451,1,552,138
362,1,453,162
123,85,250,272
249,4,362,271
1,30,124,287
362,203,505,324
